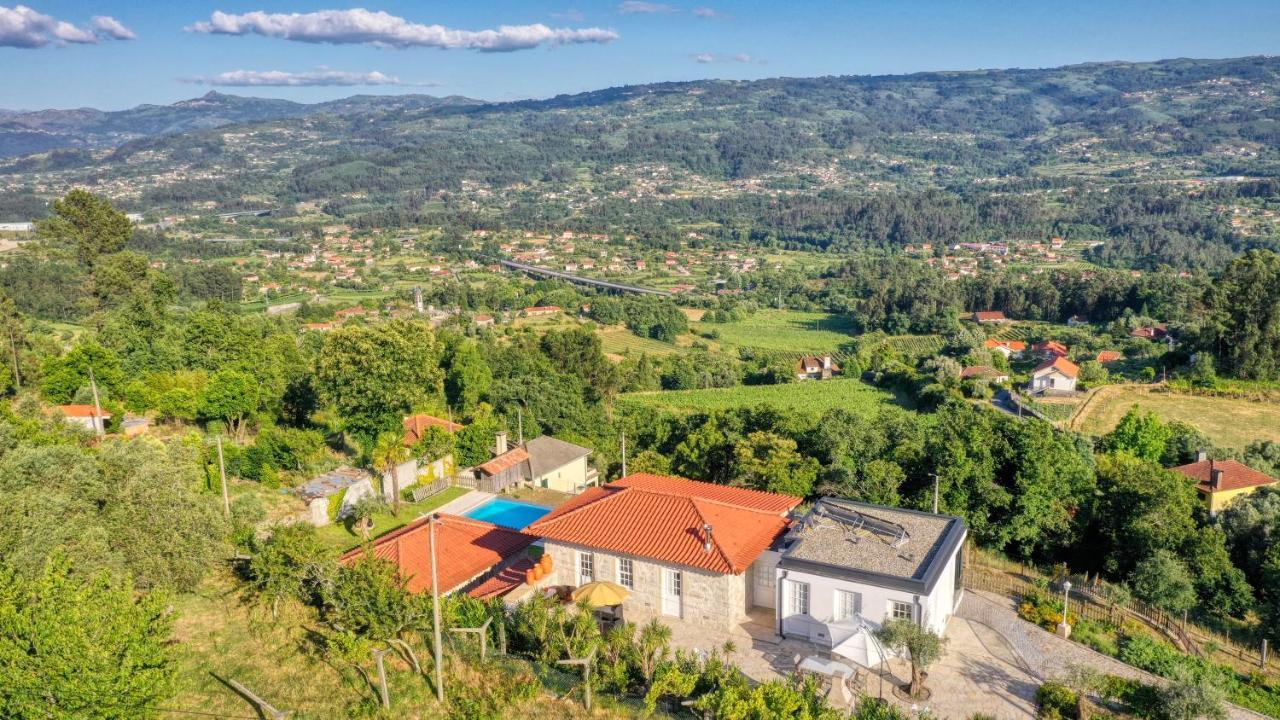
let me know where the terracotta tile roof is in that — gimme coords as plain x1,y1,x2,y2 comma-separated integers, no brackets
960,365,1004,379
468,557,536,600
1096,350,1123,364
1173,459,1278,494
476,447,530,477
523,305,561,314
1032,356,1079,379
402,413,463,447
56,404,110,418
1033,341,1069,356
527,473,801,575
971,311,1008,322
340,514,535,594
984,339,1027,351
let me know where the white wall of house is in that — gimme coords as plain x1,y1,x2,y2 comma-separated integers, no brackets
381,455,454,501
542,541,751,629
1030,370,1076,392
776,550,961,641
307,479,376,526
533,455,590,493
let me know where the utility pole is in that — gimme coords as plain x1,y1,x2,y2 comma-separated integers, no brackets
930,473,940,514
88,365,104,437
428,514,445,702
517,406,524,445
620,431,627,478
216,435,230,520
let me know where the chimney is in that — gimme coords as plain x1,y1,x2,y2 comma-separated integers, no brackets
702,524,714,553
495,431,508,456
1196,449,1208,463
822,356,832,369
1210,464,1225,490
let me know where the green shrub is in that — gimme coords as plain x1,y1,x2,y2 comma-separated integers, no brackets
1036,681,1078,719
1071,618,1118,657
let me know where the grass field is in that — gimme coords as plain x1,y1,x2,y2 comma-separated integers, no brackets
694,309,857,353
1072,385,1280,448
314,486,470,553
619,378,908,415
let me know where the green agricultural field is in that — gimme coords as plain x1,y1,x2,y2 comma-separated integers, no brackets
695,309,857,353
619,378,908,415
598,327,690,357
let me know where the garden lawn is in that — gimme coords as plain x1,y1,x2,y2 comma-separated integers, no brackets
619,378,909,415
314,485,470,553
1072,385,1280,448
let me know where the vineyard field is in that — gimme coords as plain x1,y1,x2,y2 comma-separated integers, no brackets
599,328,686,356
619,378,909,415
695,310,856,352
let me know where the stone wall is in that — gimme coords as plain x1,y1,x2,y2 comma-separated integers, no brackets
543,541,751,629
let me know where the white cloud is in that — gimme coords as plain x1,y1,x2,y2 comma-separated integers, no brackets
187,9,618,52
692,52,754,64
692,7,717,17
91,15,136,40
182,68,404,87
618,1,676,13
0,5,132,47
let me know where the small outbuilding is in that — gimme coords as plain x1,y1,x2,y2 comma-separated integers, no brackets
297,467,377,526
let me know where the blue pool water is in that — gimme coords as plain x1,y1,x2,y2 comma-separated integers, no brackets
464,498,552,529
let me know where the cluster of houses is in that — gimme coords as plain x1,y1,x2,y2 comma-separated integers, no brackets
302,413,970,662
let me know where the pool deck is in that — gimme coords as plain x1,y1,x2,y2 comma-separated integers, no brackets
432,490,493,517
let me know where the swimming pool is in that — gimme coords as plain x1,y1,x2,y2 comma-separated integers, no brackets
464,498,552,530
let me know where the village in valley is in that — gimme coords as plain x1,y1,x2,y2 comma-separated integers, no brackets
4,12,1280,719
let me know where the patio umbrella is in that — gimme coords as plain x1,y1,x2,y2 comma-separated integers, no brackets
570,580,630,607
830,618,891,670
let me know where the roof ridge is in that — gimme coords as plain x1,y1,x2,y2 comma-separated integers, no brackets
689,497,740,573
628,485,790,514
527,485,626,530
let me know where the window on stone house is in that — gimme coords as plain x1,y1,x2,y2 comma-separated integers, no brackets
618,558,634,588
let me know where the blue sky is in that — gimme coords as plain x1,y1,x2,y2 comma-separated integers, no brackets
3,0,1279,110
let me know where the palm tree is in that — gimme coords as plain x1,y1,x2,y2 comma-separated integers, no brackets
371,431,410,517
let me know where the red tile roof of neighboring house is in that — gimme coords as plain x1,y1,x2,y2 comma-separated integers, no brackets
1097,350,1123,364
340,514,535,594
1173,459,1278,494
1033,341,1069,356
57,404,110,418
1032,356,1080,379
960,365,1004,379
971,311,1008,322
527,473,801,575
468,557,536,600
984,339,1027,351
476,447,531,477
402,413,463,447
524,305,561,314
1130,325,1169,340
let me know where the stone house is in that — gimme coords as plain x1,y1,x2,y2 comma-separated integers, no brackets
795,355,840,380
528,474,801,629
56,404,110,434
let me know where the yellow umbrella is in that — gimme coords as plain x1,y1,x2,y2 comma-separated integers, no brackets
571,580,630,607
